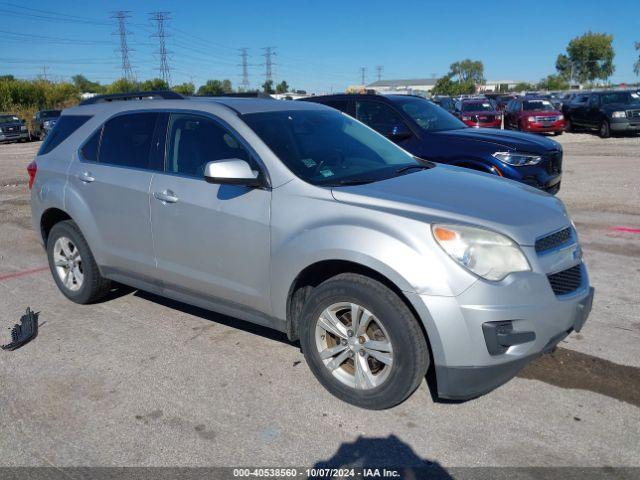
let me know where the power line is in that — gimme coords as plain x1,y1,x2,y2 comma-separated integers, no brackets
239,48,250,91
111,11,135,81
376,65,383,81
149,11,171,85
262,46,276,83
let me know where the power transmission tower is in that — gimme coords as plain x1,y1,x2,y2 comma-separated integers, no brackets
360,67,366,85
150,12,172,86
239,48,250,91
262,46,277,83
375,65,383,81
111,11,135,81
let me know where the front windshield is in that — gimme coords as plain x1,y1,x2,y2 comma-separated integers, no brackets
523,100,557,111
601,92,640,105
394,97,466,132
461,101,494,112
0,115,20,124
243,109,426,186
41,110,61,118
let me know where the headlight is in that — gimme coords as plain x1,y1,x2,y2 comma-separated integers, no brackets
43,120,51,127
611,111,626,118
527,116,535,122
558,114,564,120
20,125,27,131
432,224,530,281
492,151,542,166
0,127,4,133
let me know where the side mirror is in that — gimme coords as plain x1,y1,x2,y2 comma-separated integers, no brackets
203,158,263,188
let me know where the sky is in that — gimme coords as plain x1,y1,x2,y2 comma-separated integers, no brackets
1,0,638,93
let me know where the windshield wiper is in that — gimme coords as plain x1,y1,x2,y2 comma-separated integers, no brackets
395,164,431,175
330,178,379,187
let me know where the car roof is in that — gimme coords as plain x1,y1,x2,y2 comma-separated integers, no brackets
65,95,330,117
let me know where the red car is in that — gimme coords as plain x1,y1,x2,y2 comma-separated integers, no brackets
455,99,502,128
504,97,565,135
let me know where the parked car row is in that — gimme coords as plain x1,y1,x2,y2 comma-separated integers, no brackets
302,93,563,194
0,109,61,143
29,90,593,409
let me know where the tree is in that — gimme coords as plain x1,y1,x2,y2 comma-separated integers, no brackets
555,32,615,83
172,82,195,95
448,59,484,84
275,80,289,94
197,79,233,96
512,82,536,92
634,42,640,77
105,78,139,94
262,79,274,94
139,78,169,91
430,75,475,96
71,74,103,93
537,74,569,91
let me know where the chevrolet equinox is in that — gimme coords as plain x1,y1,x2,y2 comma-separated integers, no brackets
29,91,594,409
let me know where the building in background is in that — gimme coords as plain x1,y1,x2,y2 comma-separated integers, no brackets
366,78,438,95
479,80,531,92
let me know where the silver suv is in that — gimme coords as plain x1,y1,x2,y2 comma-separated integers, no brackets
29,92,594,409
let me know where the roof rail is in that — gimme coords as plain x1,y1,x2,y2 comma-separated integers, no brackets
79,90,184,105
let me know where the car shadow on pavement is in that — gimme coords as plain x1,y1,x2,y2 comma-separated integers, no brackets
133,290,295,346
313,434,451,478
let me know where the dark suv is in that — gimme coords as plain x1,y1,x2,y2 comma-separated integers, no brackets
301,94,563,193
564,90,640,138
0,113,29,143
30,109,61,140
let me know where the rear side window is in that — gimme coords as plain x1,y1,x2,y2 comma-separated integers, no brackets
99,112,160,170
81,128,101,162
38,115,91,155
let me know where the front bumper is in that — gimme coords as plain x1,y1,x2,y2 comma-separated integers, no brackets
409,259,594,401
523,120,566,133
0,131,29,142
610,119,640,133
463,120,502,129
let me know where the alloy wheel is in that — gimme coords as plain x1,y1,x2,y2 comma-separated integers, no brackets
53,236,84,291
314,302,393,390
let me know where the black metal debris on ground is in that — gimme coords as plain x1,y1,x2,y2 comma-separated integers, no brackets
1,308,38,351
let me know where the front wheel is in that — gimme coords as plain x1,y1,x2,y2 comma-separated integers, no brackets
299,273,430,409
599,120,611,138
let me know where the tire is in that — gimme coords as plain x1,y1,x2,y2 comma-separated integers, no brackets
599,120,610,139
565,118,573,132
554,131,563,136
46,220,111,304
299,273,430,409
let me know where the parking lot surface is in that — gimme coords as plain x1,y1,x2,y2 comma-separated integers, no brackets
1,133,639,468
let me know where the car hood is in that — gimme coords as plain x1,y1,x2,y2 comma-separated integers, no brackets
432,127,560,152
0,121,24,128
602,102,639,111
461,110,499,116
331,165,570,246
523,110,562,116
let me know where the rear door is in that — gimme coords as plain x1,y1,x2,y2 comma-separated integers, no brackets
67,111,163,284
149,112,272,314
585,94,601,127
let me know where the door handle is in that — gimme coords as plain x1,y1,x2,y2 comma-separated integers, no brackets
78,172,95,183
153,190,179,204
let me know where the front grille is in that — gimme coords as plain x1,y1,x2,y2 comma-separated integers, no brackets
627,109,640,120
6,126,19,133
547,264,583,295
545,150,562,175
535,116,558,122
535,227,573,254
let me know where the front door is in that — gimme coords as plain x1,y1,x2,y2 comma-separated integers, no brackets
149,112,272,314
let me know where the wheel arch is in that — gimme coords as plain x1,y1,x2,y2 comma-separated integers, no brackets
40,207,73,244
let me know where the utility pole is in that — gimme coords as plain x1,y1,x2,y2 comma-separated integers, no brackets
375,65,383,82
262,46,277,84
360,67,366,86
111,11,135,81
149,12,172,86
41,65,48,81
239,48,250,91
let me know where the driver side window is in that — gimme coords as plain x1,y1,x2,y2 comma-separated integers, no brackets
166,113,250,178
355,101,409,137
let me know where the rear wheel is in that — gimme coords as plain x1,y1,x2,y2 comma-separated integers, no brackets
47,220,111,304
299,273,430,409
599,120,611,138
